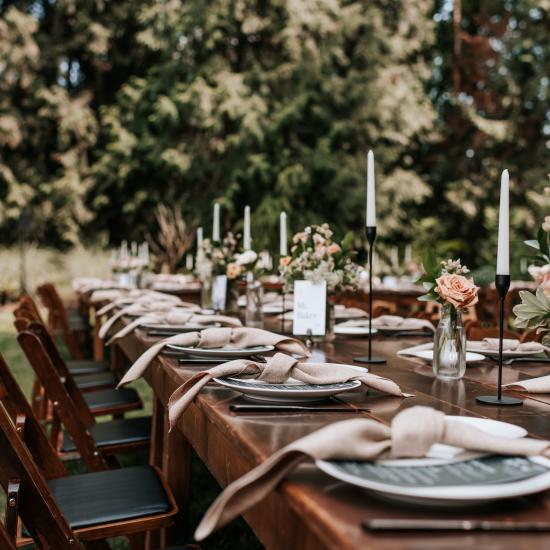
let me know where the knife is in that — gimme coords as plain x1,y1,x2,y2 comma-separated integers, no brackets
230,404,370,413
362,518,550,532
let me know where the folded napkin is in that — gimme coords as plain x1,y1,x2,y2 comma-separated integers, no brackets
118,327,311,387
396,342,434,358
96,290,185,316
107,310,242,344
504,375,550,393
193,405,550,540
167,352,411,428
334,305,368,318
340,315,434,332
468,338,549,353
90,289,129,304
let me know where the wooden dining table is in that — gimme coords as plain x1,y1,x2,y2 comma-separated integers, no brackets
104,312,550,550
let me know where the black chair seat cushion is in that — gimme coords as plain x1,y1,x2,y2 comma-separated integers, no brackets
61,417,151,453
85,388,140,411
48,466,171,529
67,359,110,375
74,371,117,389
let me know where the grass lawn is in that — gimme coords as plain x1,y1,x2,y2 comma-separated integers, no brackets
0,306,262,549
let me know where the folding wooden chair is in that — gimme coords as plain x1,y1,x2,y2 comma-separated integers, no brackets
0,522,16,550
17,322,143,419
36,283,90,360
0,387,177,549
17,295,111,375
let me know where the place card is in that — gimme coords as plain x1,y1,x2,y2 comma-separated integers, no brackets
212,275,227,311
293,280,327,336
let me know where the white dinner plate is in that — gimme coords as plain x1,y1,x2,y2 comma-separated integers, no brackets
317,455,550,507
141,322,219,332
467,343,542,359
334,326,378,337
316,417,539,507
165,344,274,358
413,350,485,364
213,365,366,402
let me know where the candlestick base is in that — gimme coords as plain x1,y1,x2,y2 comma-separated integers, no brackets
353,356,387,365
476,395,523,406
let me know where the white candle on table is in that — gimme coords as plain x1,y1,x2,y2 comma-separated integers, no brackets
280,211,288,256
197,227,203,248
366,150,376,227
212,203,220,241
186,254,193,270
496,169,510,275
243,205,251,250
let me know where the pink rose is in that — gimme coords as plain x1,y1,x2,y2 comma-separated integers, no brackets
327,244,341,255
435,274,479,309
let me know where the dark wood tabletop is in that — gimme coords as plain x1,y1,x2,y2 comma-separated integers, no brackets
111,315,550,550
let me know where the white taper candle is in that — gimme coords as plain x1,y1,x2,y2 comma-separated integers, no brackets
496,169,510,276
243,205,251,250
366,150,376,227
212,203,220,241
280,212,288,256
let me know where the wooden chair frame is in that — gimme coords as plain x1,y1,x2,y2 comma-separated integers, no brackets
0,390,177,548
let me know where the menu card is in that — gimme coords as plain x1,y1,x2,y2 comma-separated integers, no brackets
331,455,549,488
293,280,327,336
212,275,227,311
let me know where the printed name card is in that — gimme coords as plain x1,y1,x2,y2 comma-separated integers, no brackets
212,275,228,311
293,280,327,336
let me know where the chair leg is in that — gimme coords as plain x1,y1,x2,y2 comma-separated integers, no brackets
85,541,112,549
128,532,146,550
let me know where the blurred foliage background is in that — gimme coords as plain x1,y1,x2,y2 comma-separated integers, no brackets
0,0,548,272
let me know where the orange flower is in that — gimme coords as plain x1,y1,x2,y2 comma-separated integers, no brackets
435,274,479,309
279,256,291,266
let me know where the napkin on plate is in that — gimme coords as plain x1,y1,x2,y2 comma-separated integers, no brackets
107,310,242,344
468,338,549,353
193,405,550,541
96,290,185,316
504,376,550,393
339,315,434,332
117,327,311,387
166,352,412,428
334,305,368,318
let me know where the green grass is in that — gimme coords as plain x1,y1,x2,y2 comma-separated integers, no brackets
0,306,262,549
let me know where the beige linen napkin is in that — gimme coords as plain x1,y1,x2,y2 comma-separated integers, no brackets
334,305,368,318
96,290,185,316
504,376,550,393
107,310,242,344
193,405,550,540
468,338,549,353
339,315,434,332
167,352,411,428
118,328,311,387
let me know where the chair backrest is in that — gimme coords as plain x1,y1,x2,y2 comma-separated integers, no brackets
467,325,520,340
16,330,107,472
0,354,66,480
0,401,85,549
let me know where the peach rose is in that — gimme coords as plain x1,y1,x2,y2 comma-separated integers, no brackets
226,263,242,280
327,244,341,255
279,256,291,266
435,274,479,309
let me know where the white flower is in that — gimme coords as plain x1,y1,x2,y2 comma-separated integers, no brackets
236,250,258,266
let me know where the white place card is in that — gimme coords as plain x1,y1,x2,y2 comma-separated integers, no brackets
293,280,327,336
212,275,227,311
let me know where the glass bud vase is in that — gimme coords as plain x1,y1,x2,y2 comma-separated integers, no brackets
433,305,466,380
200,275,214,310
245,273,264,328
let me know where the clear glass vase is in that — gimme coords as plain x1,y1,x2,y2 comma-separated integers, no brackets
245,273,264,328
313,301,335,343
200,275,214,310
433,305,466,380
225,279,240,315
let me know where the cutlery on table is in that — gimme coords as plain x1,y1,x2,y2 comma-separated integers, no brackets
230,404,370,413
362,518,550,532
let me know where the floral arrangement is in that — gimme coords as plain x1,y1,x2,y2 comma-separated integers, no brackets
417,253,479,309
514,208,550,344
195,233,238,280
280,223,358,293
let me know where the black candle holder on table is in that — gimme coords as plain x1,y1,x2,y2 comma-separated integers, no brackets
476,274,523,406
354,226,386,365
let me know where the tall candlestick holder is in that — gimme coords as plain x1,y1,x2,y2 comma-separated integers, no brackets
279,259,287,335
476,274,522,406
354,226,386,365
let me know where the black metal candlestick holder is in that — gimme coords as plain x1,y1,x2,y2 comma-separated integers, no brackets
354,226,386,365
476,274,522,406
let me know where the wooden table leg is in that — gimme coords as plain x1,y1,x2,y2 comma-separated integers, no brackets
162,412,191,545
